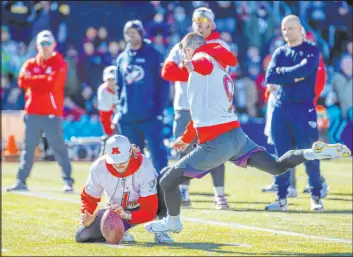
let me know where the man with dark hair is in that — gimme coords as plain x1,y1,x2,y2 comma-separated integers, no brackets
114,20,169,174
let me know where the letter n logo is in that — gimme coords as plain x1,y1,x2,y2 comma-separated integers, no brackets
112,147,120,154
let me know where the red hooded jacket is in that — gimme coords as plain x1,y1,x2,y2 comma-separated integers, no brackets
18,52,67,116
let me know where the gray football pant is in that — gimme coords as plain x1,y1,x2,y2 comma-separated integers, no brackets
159,128,307,216
17,115,73,185
173,110,224,188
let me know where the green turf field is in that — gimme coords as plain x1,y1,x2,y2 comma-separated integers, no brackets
2,159,352,256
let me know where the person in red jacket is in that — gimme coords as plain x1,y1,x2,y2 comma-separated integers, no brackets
75,135,173,244
6,30,74,193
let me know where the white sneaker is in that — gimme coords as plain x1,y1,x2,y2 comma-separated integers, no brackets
312,141,351,159
214,195,231,210
63,185,74,193
262,183,278,193
121,231,136,243
310,197,324,212
154,232,174,244
287,186,297,198
144,217,183,234
265,198,288,211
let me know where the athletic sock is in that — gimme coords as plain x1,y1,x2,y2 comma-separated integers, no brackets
214,187,225,198
167,214,181,225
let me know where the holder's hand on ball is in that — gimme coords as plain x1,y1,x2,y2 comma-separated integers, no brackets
80,210,98,227
109,204,132,221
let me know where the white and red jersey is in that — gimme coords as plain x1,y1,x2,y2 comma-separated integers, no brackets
97,83,117,135
161,30,230,111
180,43,239,145
80,152,158,224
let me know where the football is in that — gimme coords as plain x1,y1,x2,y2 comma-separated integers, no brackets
100,209,125,244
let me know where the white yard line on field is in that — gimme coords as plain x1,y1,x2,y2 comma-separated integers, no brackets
8,191,353,245
2,248,10,252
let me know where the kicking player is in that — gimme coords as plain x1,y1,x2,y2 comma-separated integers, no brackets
161,7,233,209
75,135,173,244
264,15,331,211
143,32,350,237
97,66,118,156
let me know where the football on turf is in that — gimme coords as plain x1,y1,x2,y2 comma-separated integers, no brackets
100,209,125,244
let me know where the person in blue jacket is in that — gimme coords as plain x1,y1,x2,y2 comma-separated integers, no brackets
114,20,169,173
265,15,324,212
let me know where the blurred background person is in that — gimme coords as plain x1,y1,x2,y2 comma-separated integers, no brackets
6,30,74,193
114,20,169,173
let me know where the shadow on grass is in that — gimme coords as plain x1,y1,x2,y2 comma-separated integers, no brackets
192,207,352,214
191,199,271,205
190,192,230,197
99,242,352,256
99,241,253,255
325,197,352,202
329,193,353,197
250,252,353,256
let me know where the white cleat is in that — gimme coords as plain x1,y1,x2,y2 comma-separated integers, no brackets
287,186,298,198
310,197,324,212
121,231,136,243
312,141,351,159
265,198,288,211
63,185,74,193
144,218,183,234
154,232,174,244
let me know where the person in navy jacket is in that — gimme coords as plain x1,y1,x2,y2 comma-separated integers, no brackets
265,15,324,212
114,20,169,174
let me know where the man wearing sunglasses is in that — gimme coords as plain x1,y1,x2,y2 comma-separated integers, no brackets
75,135,173,244
6,30,74,193
161,7,233,210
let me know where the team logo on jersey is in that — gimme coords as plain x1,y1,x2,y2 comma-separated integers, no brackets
135,58,146,63
111,147,120,154
223,75,235,112
148,178,156,190
124,65,145,85
308,121,317,128
45,66,52,74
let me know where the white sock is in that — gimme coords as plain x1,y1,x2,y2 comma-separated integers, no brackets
303,149,316,160
179,185,189,201
167,214,180,225
214,187,225,198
